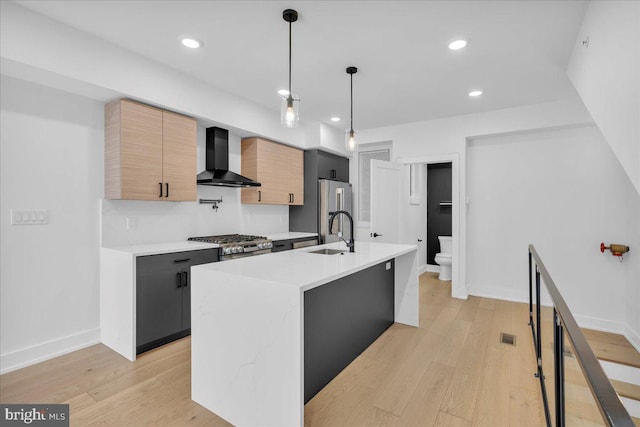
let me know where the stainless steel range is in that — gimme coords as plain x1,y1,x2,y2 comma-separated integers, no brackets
188,234,273,260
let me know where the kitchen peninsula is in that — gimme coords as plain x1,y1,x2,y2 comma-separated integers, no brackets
191,241,419,426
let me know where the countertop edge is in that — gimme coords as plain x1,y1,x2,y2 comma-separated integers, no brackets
102,241,220,256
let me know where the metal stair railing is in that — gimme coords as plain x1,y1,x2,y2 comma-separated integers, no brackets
528,245,634,427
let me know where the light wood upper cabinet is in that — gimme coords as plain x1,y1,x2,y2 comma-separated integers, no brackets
105,99,196,201
241,137,304,205
162,110,197,201
288,148,304,205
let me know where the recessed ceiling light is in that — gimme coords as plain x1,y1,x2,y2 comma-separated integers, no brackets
181,37,202,49
448,39,467,50
277,89,290,96
469,90,483,97
330,117,341,122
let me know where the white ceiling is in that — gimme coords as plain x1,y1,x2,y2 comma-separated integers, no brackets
15,0,588,131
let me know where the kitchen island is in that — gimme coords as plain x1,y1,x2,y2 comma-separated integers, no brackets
191,241,418,427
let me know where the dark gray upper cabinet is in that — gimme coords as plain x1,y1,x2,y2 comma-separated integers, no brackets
317,150,349,182
289,150,349,233
136,248,218,354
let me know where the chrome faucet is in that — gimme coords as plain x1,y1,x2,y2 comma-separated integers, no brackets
328,210,355,253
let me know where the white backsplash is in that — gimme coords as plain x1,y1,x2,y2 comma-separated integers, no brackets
101,185,289,247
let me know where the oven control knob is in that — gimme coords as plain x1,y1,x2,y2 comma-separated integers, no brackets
257,243,264,249
231,246,238,254
266,242,273,249
223,247,232,255
237,246,244,253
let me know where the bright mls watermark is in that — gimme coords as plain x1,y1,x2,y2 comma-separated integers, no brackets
1,404,69,426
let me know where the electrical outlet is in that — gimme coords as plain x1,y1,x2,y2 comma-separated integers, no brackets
126,217,136,231
11,209,48,225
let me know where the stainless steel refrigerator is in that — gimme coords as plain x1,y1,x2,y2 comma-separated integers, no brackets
319,179,353,244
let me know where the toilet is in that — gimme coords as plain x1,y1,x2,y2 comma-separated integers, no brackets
434,236,452,281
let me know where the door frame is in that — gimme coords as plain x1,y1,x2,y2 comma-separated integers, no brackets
397,153,466,300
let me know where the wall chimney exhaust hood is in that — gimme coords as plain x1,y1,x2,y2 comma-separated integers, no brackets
197,127,261,188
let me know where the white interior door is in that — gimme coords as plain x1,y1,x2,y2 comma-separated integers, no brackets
370,159,403,243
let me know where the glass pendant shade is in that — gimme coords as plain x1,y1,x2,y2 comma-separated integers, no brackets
281,95,299,128
345,129,357,153
345,66,358,155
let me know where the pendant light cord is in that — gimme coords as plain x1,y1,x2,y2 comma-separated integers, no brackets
288,21,292,95
350,73,354,132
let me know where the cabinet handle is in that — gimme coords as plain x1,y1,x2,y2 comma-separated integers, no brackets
174,258,191,263
182,271,188,287
258,190,261,202
331,169,336,179
159,182,163,198
176,272,182,288
165,183,169,198
292,193,294,203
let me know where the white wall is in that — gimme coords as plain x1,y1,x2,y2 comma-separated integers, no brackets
102,128,289,247
466,125,640,346
358,98,593,298
566,0,640,195
0,76,103,372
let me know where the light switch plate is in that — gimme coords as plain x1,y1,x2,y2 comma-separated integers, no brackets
11,209,48,225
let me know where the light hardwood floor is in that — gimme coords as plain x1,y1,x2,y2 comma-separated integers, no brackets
1,273,547,426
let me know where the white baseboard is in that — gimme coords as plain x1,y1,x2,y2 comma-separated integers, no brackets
573,315,628,336
573,315,640,353
468,284,640,355
624,324,640,354
425,264,439,273
0,328,101,374
418,265,429,275
467,284,529,304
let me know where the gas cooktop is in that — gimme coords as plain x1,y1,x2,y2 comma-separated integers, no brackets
188,234,273,257
188,234,269,244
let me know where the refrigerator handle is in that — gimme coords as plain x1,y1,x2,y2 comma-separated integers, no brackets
336,187,344,237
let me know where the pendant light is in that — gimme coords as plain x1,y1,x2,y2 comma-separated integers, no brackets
345,66,358,154
281,9,299,128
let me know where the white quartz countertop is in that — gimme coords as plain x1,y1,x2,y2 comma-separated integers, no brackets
103,241,219,256
193,241,416,291
263,232,318,241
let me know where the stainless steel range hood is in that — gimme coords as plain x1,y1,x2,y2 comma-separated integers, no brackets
197,127,261,188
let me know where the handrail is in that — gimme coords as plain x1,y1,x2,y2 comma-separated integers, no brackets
529,245,634,427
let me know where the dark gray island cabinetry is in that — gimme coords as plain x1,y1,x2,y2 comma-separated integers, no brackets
304,259,394,402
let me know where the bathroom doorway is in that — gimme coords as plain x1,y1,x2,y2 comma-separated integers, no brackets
398,153,465,299
426,163,452,268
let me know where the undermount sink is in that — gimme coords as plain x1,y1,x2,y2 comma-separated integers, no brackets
307,248,346,255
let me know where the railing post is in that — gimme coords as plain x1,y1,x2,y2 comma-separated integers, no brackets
536,266,542,364
554,309,565,427
528,250,533,326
